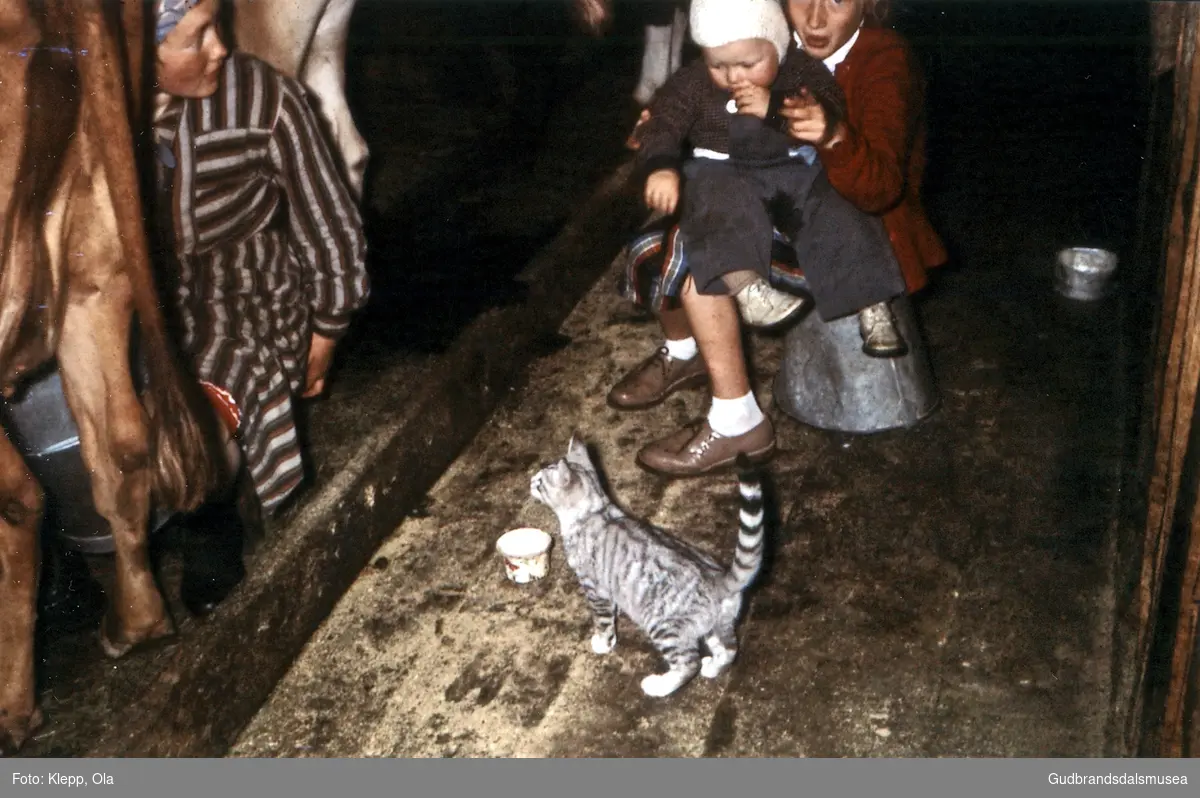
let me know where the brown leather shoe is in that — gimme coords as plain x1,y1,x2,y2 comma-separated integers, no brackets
636,416,775,476
607,347,708,410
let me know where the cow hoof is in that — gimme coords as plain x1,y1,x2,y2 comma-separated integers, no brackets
633,82,658,107
0,706,43,756
99,612,175,659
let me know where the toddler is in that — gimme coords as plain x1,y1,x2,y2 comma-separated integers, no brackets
632,0,908,356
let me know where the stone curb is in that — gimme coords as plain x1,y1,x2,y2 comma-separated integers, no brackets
85,161,641,757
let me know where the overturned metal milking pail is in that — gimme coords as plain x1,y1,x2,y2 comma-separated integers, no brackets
1055,247,1118,301
773,293,939,434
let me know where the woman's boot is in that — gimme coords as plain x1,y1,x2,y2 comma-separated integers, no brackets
179,496,248,617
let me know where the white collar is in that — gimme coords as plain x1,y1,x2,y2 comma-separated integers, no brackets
793,21,862,73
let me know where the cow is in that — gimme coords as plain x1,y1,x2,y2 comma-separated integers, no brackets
0,0,220,754
230,0,369,200
633,2,688,106
563,0,690,106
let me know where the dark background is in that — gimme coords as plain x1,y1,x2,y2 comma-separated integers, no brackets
326,0,1152,364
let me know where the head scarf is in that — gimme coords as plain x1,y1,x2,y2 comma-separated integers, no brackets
156,0,201,44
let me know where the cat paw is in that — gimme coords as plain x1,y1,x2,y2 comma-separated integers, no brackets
590,632,615,655
700,652,733,679
640,672,686,697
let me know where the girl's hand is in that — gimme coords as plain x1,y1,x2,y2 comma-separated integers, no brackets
779,88,844,147
626,108,651,150
644,169,680,215
732,83,770,119
303,332,338,398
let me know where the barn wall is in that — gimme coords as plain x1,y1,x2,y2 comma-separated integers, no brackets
1112,1,1200,758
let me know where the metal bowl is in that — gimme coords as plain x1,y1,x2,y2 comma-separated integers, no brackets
1054,247,1118,301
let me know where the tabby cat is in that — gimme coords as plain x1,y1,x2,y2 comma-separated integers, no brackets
530,434,765,697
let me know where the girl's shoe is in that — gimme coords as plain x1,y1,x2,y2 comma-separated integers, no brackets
858,301,909,358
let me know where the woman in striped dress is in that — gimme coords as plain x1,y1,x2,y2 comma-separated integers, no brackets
153,0,369,613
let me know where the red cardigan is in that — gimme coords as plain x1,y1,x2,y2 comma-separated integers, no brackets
818,27,947,293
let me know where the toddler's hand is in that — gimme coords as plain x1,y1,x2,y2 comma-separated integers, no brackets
644,169,680,215
732,83,770,119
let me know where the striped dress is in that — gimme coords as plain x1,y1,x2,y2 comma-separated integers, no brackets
152,53,369,514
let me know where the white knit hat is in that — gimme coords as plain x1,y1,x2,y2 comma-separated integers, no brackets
689,0,792,64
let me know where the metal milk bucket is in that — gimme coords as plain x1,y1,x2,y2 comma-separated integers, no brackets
1054,247,1118,301
0,366,172,554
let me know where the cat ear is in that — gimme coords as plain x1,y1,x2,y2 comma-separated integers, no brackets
566,433,594,468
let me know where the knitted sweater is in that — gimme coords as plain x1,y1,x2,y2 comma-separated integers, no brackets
816,27,948,293
634,42,846,178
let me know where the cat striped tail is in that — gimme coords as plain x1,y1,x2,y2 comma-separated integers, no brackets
725,453,765,593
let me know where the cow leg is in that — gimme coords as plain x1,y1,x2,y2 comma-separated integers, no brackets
300,0,367,199
633,22,673,106
0,432,44,754
57,278,172,659
231,0,310,76
668,5,688,75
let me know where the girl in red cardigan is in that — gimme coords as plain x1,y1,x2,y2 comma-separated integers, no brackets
777,0,947,295
613,0,947,478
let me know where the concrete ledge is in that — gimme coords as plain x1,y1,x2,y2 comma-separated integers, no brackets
85,162,641,757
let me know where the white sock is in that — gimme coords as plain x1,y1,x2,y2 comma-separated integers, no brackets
708,392,764,437
664,336,698,361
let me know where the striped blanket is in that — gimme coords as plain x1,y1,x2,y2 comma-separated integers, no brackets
619,217,811,312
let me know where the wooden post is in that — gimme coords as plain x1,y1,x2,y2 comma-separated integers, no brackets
1152,2,1187,78
1138,3,1200,758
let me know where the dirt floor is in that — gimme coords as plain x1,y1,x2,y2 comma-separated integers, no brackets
230,238,1122,757
229,2,1149,758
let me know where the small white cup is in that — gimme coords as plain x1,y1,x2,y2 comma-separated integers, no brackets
496,527,553,584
